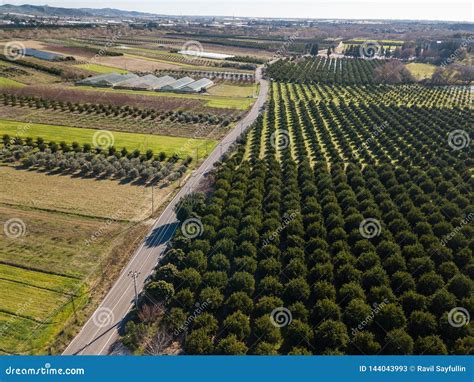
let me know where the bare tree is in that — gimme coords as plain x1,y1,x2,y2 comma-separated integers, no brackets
138,303,165,324
144,329,173,355
373,61,414,84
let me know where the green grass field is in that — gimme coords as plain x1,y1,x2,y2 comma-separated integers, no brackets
0,263,79,294
73,63,128,74
0,311,46,353
0,275,88,353
71,85,255,110
406,62,436,80
0,77,25,88
0,120,217,157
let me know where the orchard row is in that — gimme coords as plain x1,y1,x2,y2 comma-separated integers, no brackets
125,81,472,355
266,57,385,84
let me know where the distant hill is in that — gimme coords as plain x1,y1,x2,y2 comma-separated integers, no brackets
0,4,158,17
80,8,158,18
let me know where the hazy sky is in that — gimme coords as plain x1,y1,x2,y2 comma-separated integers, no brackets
2,0,473,22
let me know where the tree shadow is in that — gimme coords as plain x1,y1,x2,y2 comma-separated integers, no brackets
144,222,179,248
11,164,152,186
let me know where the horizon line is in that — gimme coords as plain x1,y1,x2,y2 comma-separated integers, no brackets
1,3,473,23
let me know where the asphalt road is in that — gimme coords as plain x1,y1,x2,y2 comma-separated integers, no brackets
63,68,268,355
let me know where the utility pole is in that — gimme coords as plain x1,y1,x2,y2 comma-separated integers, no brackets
151,185,154,216
128,270,140,309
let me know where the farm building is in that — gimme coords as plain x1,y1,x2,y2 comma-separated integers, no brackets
179,78,214,93
152,75,177,90
76,72,138,87
24,48,65,61
76,73,214,93
160,76,195,91
114,74,175,90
